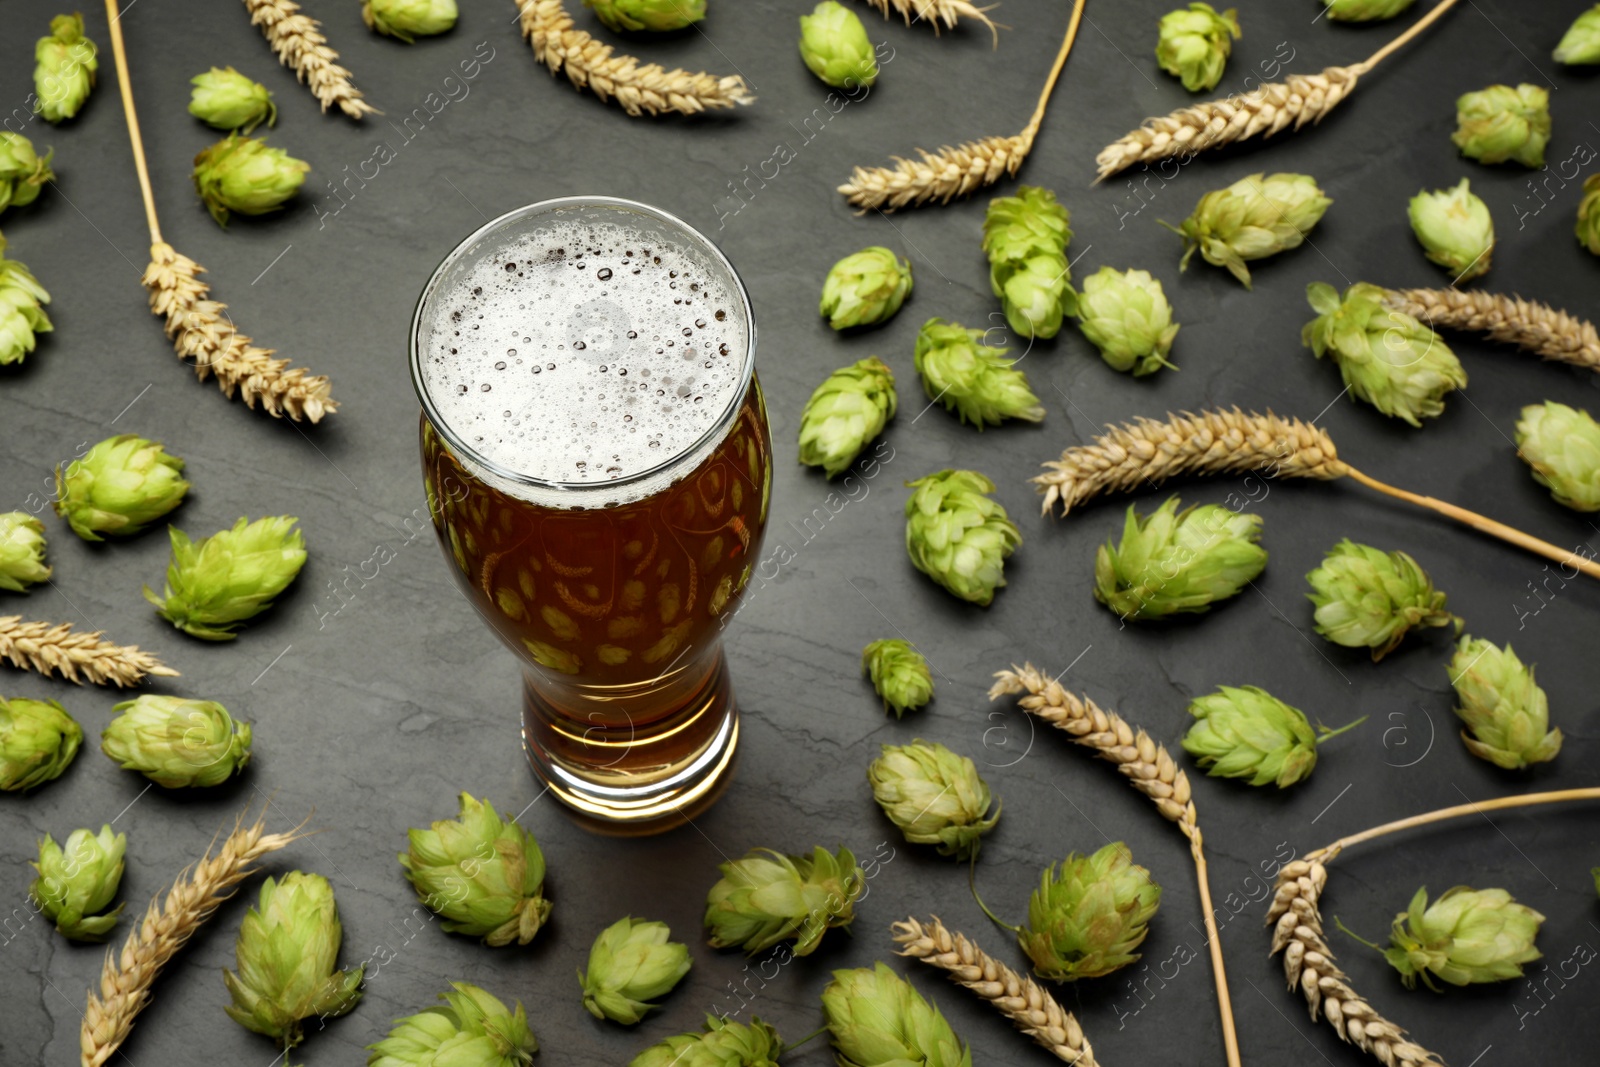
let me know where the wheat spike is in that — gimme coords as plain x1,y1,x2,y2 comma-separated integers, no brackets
855,0,999,44
1383,288,1600,373
0,615,178,688
893,916,1098,1065
518,0,753,117
243,0,376,119
81,810,308,1067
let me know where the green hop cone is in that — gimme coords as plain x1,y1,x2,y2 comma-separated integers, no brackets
904,469,1021,607
54,434,189,541
29,825,125,940
1156,3,1240,92
822,963,972,1067
1448,636,1562,769
1408,179,1494,281
1074,266,1179,376
1183,685,1364,788
629,1015,784,1067
1167,172,1331,288
820,247,912,330
1578,175,1600,256
1021,842,1161,981
33,14,98,123
1093,496,1266,621
1516,401,1600,511
912,319,1043,429
1453,84,1550,168
798,356,897,478
0,511,52,591
368,982,537,1067
868,740,999,861
983,186,1074,339
1307,539,1459,660
704,845,864,956
224,871,365,1053
101,694,252,788
0,696,80,791
799,2,878,89
401,793,552,947
1321,0,1413,21
1556,4,1600,63
587,0,706,32
861,638,933,717
580,917,692,1025
1302,282,1466,426
0,234,53,365
1378,886,1543,990
192,133,309,227
189,67,276,134
364,0,459,42
0,132,55,215
144,516,307,640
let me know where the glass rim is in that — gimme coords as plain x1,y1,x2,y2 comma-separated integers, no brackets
409,195,757,496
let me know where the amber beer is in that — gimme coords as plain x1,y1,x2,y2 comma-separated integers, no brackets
411,198,770,829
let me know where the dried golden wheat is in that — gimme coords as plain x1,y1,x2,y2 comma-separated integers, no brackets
1383,287,1600,373
0,615,177,688
855,0,999,43
242,0,375,119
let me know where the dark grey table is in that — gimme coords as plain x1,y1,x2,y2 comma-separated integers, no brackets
3,0,1597,1064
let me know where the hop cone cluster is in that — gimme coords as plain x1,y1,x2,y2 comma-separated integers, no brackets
190,67,277,133
587,0,706,32
1302,282,1466,426
861,638,933,717
0,232,52,364
144,516,307,640
0,696,80,791
1183,685,1362,788
193,134,310,227
799,356,896,478
1408,179,1494,282
904,469,1021,606
1453,84,1550,168
0,133,53,216
34,14,98,123
30,824,125,940
369,982,537,1067
1556,5,1600,64
983,186,1074,339
868,740,999,861
364,0,459,41
800,2,879,89
401,793,552,947
822,963,972,1067
1448,636,1561,769
0,511,51,591
1579,175,1600,256
1094,496,1265,620
1021,842,1161,981
629,1015,783,1067
55,434,189,541
704,845,863,956
1322,0,1413,20
820,247,912,330
102,694,253,788
1307,540,1459,660
1075,266,1179,376
1515,401,1600,512
1381,886,1543,990
1155,3,1239,92
580,917,692,1024
1168,172,1332,288
913,319,1043,428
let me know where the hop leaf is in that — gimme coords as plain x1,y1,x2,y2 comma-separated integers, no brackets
820,247,912,330
983,186,1074,339
30,825,125,940
798,356,897,478
400,793,552,947
1320,0,1413,20
1408,179,1494,282
1183,685,1363,788
144,516,307,640
192,133,309,227
704,845,863,956
1167,172,1332,288
822,963,972,1067
0,696,80,791
1307,539,1459,660
364,0,459,42
1578,175,1600,256
868,740,999,861
101,694,252,788
0,233,53,365
1556,4,1600,64
1516,401,1600,512
1380,886,1544,990
913,319,1043,429
629,1015,784,1067
904,469,1021,606
1094,496,1265,620
368,982,538,1067
0,133,55,216
1448,636,1561,769
799,2,878,89
189,67,276,133
1155,3,1240,92
587,0,706,32
54,434,189,541
0,511,51,591
224,872,365,1052
1020,842,1161,981
861,638,933,717
580,917,692,1024
1453,84,1550,168
1074,266,1179,376
33,14,98,124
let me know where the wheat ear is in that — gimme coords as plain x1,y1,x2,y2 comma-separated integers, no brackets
1382,288,1600,373
242,0,376,119
989,663,1241,1067
81,808,309,1067
518,0,753,116
0,615,178,688
1094,0,1462,182
893,916,1098,1065
854,0,999,45
837,0,1083,211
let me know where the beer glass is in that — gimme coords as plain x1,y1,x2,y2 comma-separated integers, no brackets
410,197,770,830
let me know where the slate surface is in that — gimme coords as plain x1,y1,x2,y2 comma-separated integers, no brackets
3,1,1599,1064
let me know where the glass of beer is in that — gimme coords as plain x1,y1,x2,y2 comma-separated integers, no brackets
410,197,770,831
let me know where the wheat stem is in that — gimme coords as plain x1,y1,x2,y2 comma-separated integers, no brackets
241,0,376,119
102,5,160,243
1309,787,1600,862
1381,288,1600,373
0,615,178,688
854,0,1000,44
